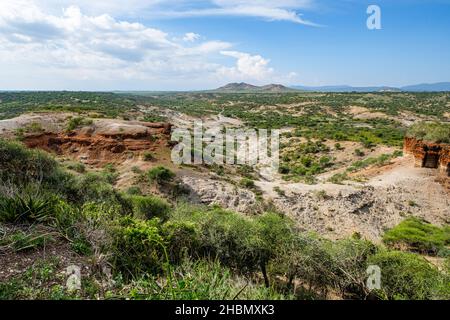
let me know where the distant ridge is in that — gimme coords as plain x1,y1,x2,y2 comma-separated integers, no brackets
400,82,450,92
291,85,400,93
291,82,450,92
211,82,450,93
214,82,294,92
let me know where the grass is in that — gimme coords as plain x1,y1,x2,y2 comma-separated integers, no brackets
66,117,93,131
407,122,450,143
383,217,450,256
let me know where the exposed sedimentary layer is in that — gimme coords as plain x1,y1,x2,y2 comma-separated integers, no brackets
404,137,450,174
23,120,172,166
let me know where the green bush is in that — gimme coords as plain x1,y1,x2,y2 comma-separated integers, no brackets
129,195,171,221
111,217,167,278
66,117,93,131
369,250,446,300
383,217,450,255
73,172,118,203
0,194,57,223
0,229,55,252
66,162,86,173
120,258,288,300
125,186,142,195
147,166,175,184
407,122,450,143
0,139,66,187
142,152,154,161
239,178,255,189
163,221,200,262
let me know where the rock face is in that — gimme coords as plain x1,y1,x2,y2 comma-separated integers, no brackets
23,120,172,166
181,176,259,213
404,137,450,177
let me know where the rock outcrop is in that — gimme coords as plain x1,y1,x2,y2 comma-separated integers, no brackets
404,137,449,173
181,176,259,213
23,119,172,166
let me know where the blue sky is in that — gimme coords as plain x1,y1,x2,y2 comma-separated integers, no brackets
0,0,449,90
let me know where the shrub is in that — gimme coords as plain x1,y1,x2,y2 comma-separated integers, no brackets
129,195,171,221
111,217,167,278
0,194,57,223
239,178,255,189
147,166,175,184
125,186,142,195
142,152,154,161
383,217,450,255
334,143,344,150
0,229,55,253
354,149,365,157
369,250,445,300
328,172,348,184
0,139,66,187
407,122,450,143
73,172,118,203
163,221,200,262
66,162,86,173
66,117,93,131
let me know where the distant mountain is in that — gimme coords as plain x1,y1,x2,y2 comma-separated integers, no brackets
213,82,450,93
400,82,450,92
214,82,294,92
216,82,259,92
291,82,450,92
291,85,400,92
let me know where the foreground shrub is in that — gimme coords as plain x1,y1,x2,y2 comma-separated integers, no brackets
163,221,200,263
274,234,377,298
0,139,71,189
73,172,119,204
369,250,446,300
147,166,175,184
111,217,167,278
129,195,171,221
120,258,288,300
168,205,294,287
0,194,57,223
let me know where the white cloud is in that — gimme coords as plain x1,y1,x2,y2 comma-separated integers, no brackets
183,32,201,42
27,0,319,25
0,1,298,90
153,0,319,26
219,51,274,81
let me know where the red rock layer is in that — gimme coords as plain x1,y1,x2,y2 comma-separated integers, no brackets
24,122,172,166
404,137,450,176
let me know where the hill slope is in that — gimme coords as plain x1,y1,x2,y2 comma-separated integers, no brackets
214,82,295,92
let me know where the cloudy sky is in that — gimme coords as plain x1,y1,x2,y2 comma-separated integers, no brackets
0,0,449,90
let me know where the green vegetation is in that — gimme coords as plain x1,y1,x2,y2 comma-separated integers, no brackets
1,89,450,301
0,92,140,119
407,122,450,143
147,166,175,184
239,177,255,189
326,151,403,184
129,195,171,221
1,140,448,300
383,217,450,256
369,250,447,300
66,117,93,131
346,151,403,173
142,151,154,161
